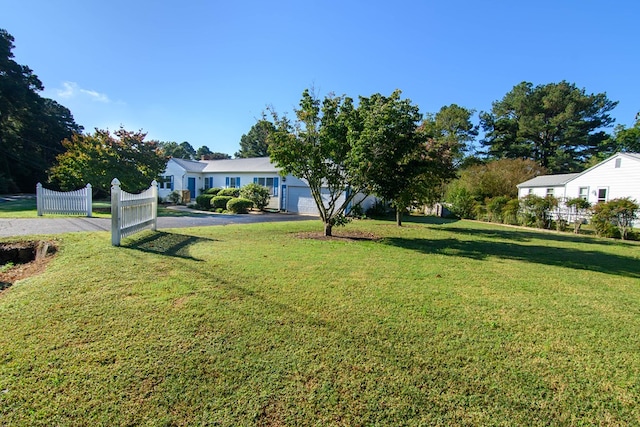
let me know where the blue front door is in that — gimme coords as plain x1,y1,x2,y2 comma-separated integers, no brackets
187,177,196,200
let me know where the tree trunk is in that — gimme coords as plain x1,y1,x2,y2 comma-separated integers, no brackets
396,208,403,227
324,222,333,237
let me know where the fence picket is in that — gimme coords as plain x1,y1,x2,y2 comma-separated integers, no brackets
36,183,92,217
111,179,158,246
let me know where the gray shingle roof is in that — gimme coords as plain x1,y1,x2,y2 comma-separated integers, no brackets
517,173,580,188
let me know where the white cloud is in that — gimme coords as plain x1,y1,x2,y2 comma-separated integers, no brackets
55,81,111,103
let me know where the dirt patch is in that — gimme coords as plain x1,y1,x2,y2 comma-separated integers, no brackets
0,240,57,292
295,230,380,242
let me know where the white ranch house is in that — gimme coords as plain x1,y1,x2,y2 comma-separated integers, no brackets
159,157,375,215
517,152,640,204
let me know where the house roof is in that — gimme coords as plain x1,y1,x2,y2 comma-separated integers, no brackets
517,173,580,188
169,158,208,173
201,157,279,173
517,152,640,188
169,157,280,174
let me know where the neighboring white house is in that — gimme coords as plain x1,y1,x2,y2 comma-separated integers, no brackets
517,152,640,204
159,156,376,215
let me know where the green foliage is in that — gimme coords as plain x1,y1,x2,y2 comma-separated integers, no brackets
205,187,221,195
158,141,196,159
486,196,511,223
0,29,82,192
239,183,270,211
49,128,166,195
444,184,476,219
226,197,253,214
591,198,639,240
165,191,181,204
502,198,521,225
217,188,240,197
269,89,362,236
195,194,215,210
520,194,558,229
365,200,391,218
235,116,275,158
211,195,233,209
195,146,231,160
449,158,546,202
420,104,478,165
480,81,617,173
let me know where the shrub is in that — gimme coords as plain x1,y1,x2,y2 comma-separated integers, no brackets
218,188,240,197
226,198,253,214
445,185,476,219
205,187,222,195
566,197,591,233
195,194,215,210
211,195,233,209
591,198,639,240
486,196,510,223
520,194,558,229
502,198,520,225
366,200,390,218
166,190,181,204
239,183,270,210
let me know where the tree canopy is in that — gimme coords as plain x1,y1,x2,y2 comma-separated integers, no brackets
0,28,82,192
235,118,275,158
480,81,617,173
158,141,196,159
420,104,478,166
49,128,166,195
269,90,360,236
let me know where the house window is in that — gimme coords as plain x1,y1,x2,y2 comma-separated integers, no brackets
253,177,279,196
597,188,608,203
578,187,588,200
159,175,174,190
615,158,622,168
528,188,533,195
204,177,214,189
546,188,554,196
225,177,241,188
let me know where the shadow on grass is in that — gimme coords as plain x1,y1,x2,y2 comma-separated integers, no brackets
382,236,640,279
123,231,216,261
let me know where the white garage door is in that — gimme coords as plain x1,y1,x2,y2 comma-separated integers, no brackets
286,186,347,216
287,186,319,215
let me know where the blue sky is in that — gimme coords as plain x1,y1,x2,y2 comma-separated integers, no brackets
4,1,639,156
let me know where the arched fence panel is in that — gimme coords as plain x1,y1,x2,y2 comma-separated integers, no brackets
111,179,158,246
36,183,92,217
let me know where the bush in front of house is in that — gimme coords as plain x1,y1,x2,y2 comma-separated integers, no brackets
218,188,240,197
195,194,215,210
239,183,270,211
211,195,233,209
591,197,639,240
166,190,182,204
205,187,222,195
226,198,253,214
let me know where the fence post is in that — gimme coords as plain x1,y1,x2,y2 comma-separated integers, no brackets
151,180,158,231
86,183,93,217
111,178,121,246
36,183,43,216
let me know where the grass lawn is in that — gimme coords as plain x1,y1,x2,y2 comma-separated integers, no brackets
0,197,197,218
0,218,639,425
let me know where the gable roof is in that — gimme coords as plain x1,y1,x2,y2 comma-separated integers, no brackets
201,157,279,173
517,152,640,189
169,157,280,174
517,173,580,188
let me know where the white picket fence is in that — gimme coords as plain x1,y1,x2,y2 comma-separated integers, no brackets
111,179,158,246
36,183,92,217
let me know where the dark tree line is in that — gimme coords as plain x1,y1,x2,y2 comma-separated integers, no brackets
0,29,82,193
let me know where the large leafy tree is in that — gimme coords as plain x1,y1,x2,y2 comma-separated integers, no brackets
349,90,440,226
195,145,231,160
0,28,82,192
480,81,617,173
49,128,166,195
235,117,275,158
268,90,362,236
158,141,196,159
599,114,640,156
420,104,478,166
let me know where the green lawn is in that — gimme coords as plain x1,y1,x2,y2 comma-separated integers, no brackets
1,218,639,425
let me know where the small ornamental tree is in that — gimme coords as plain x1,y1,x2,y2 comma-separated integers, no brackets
591,198,639,240
240,183,270,210
565,197,591,233
520,194,558,229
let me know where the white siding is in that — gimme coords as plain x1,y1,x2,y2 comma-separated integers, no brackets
565,154,640,204
517,185,566,199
